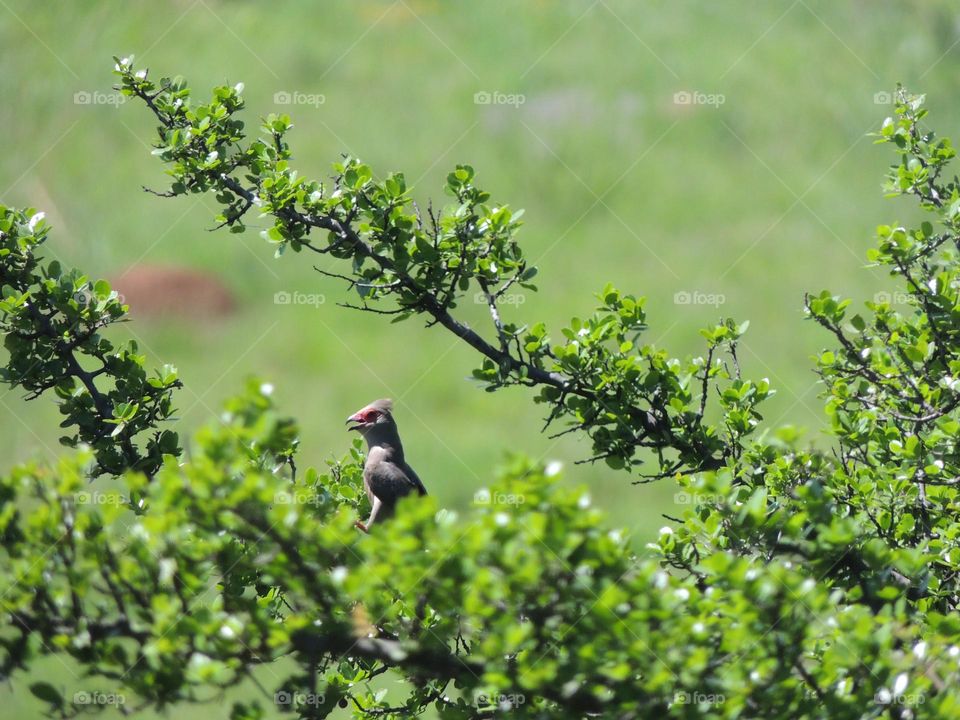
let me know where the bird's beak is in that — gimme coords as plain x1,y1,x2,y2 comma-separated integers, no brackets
345,411,364,432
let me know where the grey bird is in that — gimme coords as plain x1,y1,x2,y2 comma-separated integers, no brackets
346,399,427,532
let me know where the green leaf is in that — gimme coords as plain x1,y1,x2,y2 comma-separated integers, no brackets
29,683,63,708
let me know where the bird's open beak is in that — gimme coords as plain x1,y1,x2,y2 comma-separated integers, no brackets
345,411,364,432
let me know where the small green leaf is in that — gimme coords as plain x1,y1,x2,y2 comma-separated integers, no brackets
29,683,64,708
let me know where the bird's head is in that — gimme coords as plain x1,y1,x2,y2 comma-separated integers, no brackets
345,398,396,436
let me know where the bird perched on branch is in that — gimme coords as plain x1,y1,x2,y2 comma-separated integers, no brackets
346,399,427,532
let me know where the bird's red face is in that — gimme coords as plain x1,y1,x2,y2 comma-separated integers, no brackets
346,405,387,432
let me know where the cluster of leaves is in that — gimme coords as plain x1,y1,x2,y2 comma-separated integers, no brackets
114,57,770,480
2,65,960,719
7,383,957,719
0,206,180,477
802,90,960,613
653,87,960,715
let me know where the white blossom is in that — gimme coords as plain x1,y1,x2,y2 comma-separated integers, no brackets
158,558,177,585
893,673,908,695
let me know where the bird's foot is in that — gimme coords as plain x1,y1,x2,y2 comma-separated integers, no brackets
354,520,369,533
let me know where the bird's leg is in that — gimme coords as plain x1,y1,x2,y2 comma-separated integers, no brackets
355,497,382,533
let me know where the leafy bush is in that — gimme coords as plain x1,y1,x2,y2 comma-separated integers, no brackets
0,63,958,718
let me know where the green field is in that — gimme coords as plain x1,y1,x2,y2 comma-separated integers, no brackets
2,1,959,716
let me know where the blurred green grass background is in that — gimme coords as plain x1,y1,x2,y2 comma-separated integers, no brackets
2,0,960,716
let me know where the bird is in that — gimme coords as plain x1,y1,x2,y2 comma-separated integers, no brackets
346,399,427,532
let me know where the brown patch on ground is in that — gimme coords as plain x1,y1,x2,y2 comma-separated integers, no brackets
111,265,236,320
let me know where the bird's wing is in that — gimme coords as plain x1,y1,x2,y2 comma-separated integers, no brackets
401,461,428,496
366,459,426,504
